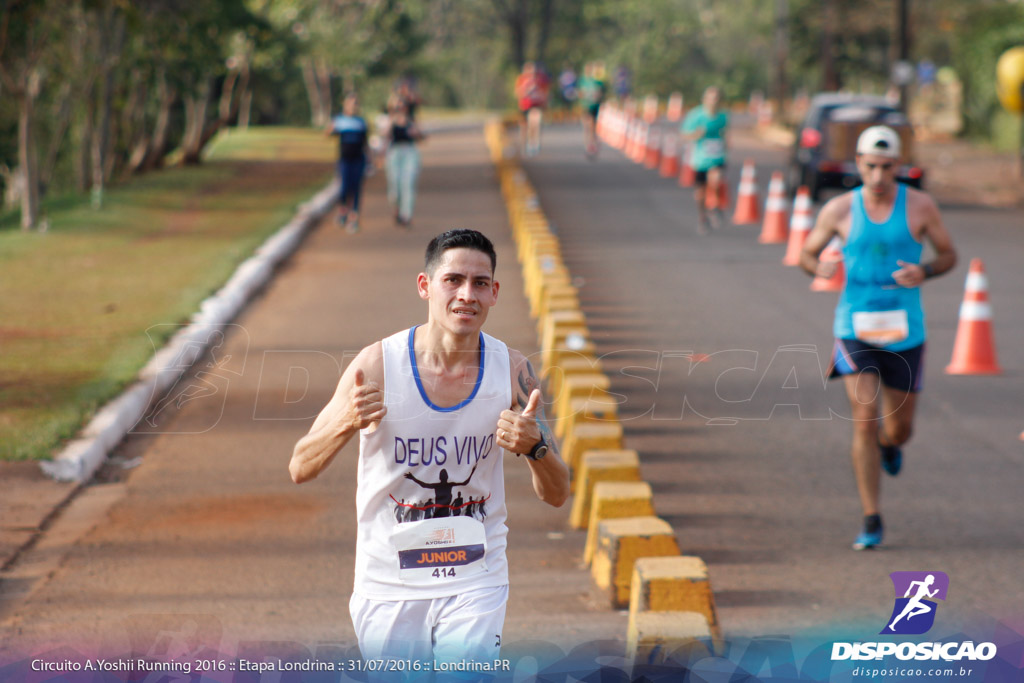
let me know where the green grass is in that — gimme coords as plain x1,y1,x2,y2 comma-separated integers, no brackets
0,127,333,460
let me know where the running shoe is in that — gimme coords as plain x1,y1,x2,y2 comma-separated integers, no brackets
346,219,360,234
852,517,884,551
336,210,349,226
880,442,902,476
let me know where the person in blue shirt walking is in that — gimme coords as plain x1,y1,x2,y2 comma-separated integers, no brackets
327,93,369,233
800,126,957,551
682,86,729,234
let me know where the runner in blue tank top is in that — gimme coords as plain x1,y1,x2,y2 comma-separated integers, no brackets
800,126,957,551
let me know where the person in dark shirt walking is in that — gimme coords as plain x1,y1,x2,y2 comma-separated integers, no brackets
327,92,369,233
385,99,425,228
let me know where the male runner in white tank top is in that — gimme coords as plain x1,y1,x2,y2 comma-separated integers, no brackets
289,229,569,667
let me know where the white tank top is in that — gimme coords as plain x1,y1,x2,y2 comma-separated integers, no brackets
353,326,512,599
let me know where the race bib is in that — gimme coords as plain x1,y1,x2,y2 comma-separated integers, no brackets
852,310,909,346
701,139,725,157
391,516,487,585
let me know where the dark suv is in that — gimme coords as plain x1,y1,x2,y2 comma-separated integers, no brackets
789,93,924,201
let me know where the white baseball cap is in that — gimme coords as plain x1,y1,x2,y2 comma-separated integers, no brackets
856,125,902,159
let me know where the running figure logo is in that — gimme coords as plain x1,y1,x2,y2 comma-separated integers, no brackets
881,571,949,635
394,465,487,521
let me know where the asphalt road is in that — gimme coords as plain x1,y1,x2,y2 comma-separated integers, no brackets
521,119,1024,640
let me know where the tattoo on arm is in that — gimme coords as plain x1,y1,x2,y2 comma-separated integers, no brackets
516,359,541,409
517,371,531,408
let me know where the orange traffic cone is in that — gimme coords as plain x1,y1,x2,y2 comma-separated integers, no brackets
732,159,760,225
644,127,662,169
604,106,618,148
945,258,1002,375
782,186,813,265
666,92,684,122
624,118,637,159
631,123,648,164
810,237,844,292
643,94,659,124
612,108,626,149
758,171,789,244
659,133,680,178
679,145,695,187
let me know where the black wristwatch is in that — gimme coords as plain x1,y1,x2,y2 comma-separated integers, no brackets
525,435,549,461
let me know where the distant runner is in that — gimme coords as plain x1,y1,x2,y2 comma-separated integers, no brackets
515,61,550,157
578,61,608,159
681,86,729,234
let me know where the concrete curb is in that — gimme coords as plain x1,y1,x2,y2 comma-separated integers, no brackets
40,180,339,483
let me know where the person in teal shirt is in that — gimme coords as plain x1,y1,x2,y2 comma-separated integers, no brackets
799,126,957,552
578,61,607,158
682,86,729,233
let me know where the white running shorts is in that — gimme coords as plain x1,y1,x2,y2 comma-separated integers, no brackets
350,584,508,665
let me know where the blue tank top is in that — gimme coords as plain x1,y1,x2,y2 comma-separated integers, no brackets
834,184,925,350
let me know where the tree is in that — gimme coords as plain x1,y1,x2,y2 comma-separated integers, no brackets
268,0,427,126
0,0,53,230
946,1,1024,137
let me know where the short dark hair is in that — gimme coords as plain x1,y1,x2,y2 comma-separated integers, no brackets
424,229,497,275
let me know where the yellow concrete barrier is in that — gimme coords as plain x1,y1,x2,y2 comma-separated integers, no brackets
554,395,618,441
590,516,680,609
524,249,565,295
532,266,574,312
514,223,552,255
541,323,591,367
552,372,609,424
583,481,656,564
627,556,721,651
541,308,586,334
569,449,642,531
554,386,615,433
540,309,587,355
517,224,557,264
543,353,600,404
537,288,581,334
562,420,623,471
546,343,599,382
626,612,713,665
531,270,573,319
557,395,619,438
